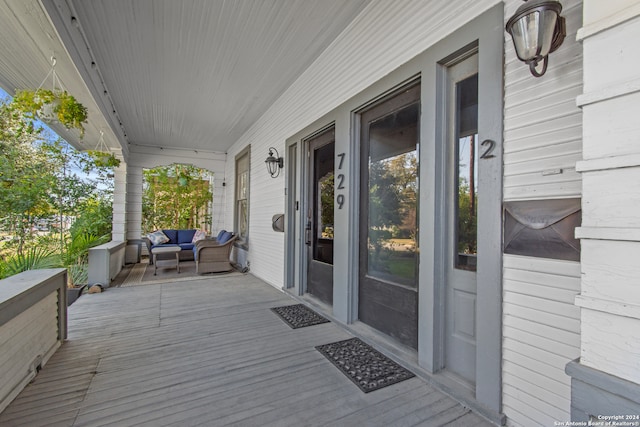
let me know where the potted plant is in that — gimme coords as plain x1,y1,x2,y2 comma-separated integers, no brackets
67,282,87,306
86,150,120,168
11,88,88,136
86,129,121,168
64,233,108,305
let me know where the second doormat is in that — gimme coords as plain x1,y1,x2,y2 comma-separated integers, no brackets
271,304,330,329
316,337,416,393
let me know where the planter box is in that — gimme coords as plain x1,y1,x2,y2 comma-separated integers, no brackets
67,285,86,306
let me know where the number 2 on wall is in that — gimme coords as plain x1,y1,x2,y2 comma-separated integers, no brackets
480,139,496,159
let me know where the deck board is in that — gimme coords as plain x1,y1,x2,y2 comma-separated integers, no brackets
1,274,493,426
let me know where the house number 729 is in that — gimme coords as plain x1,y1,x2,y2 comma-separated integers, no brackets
336,153,345,209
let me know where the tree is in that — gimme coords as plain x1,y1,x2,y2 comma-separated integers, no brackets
367,158,402,263
70,197,112,240
1,94,114,281
0,99,56,254
142,164,213,232
388,153,418,239
319,172,334,236
457,177,477,254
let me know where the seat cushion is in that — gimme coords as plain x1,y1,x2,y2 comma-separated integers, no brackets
216,230,226,240
178,243,194,251
178,229,197,244
148,230,170,245
150,243,179,251
163,229,178,244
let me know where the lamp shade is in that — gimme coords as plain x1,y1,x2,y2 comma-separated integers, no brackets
506,0,564,77
265,147,283,178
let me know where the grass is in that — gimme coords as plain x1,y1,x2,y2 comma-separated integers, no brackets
388,257,416,279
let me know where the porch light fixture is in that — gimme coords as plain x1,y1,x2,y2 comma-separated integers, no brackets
265,147,283,178
505,0,566,77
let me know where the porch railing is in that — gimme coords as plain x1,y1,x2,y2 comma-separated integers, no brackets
88,240,126,287
0,268,67,413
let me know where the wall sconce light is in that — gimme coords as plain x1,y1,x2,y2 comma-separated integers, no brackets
505,0,566,77
265,147,283,178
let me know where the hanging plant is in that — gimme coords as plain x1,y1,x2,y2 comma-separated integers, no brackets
86,150,120,168
86,130,120,168
11,88,88,136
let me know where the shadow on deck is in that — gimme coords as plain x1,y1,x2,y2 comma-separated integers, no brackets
0,274,492,426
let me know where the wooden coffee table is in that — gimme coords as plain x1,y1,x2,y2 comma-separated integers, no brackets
151,246,181,275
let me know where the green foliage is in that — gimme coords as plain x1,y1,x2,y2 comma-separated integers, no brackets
55,92,88,132
0,246,60,279
62,232,108,286
86,150,120,168
364,152,419,285
1,96,40,138
319,172,334,232
142,164,213,232
0,232,106,284
457,178,477,254
70,197,112,241
63,232,108,267
10,89,88,136
367,153,417,258
67,263,88,287
387,256,416,279
1,95,114,282
0,105,56,254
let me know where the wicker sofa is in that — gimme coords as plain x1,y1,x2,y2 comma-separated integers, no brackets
194,231,237,274
143,229,198,264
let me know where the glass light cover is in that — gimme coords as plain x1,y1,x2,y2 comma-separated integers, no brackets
265,156,277,175
510,8,558,62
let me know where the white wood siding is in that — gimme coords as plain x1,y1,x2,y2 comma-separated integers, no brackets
222,1,586,424
576,1,640,386
501,0,584,425
0,293,59,413
504,0,583,201
502,255,581,426
224,0,503,287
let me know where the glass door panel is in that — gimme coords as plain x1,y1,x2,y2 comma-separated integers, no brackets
359,82,420,349
367,104,419,287
455,74,478,271
313,142,334,264
306,127,335,305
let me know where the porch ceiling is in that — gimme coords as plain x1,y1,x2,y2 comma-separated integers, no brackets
0,0,371,158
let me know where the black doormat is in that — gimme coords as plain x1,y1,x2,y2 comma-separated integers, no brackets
270,304,330,329
315,337,415,393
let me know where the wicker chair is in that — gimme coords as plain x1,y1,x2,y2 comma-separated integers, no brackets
194,235,237,274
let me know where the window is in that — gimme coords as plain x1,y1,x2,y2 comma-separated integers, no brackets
454,73,478,271
235,147,250,246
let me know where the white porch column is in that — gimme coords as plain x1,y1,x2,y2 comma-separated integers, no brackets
112,159,127,242
125,164,143,263
112,159,144,263
567,0,640,419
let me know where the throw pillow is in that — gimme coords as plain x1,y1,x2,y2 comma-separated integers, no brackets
148,230,170,245
218,231,233,244
192,230,207,243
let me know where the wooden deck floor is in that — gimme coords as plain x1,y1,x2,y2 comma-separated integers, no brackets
0,274,492,427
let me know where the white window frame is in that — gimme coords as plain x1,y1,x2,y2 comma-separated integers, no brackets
234,146,250,248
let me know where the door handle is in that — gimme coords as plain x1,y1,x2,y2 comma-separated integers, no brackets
305,219,311,245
